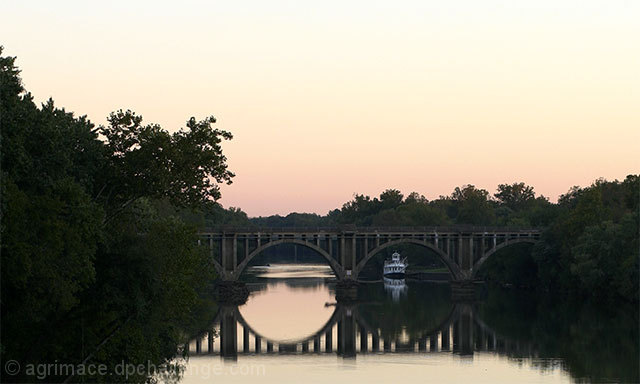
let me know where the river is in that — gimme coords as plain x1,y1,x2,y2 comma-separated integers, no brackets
174,264,638,383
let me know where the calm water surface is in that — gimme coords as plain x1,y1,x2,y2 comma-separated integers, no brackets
176,265,637,384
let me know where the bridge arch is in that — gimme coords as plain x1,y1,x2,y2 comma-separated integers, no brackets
228,304,461,350
354,239,463,280
234,305,342,345
472,238,537,279
354,302,459,341
233,239,345,280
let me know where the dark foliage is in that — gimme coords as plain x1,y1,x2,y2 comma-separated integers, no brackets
1,48,229,382
240,180,638,303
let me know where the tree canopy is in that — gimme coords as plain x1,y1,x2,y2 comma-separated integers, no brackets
1,47,232,382
238,178,638,303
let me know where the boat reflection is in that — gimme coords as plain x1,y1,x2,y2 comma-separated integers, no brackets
383,277,408,302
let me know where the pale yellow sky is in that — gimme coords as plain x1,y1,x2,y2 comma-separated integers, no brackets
2,1,638,216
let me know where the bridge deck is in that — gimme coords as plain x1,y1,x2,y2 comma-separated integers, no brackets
200,226,543,234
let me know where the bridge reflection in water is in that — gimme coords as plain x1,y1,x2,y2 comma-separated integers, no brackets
186,303,533,360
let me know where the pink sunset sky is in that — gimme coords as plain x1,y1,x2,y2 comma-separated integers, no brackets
2,1,638,216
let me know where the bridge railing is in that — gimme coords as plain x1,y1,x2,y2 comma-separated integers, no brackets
198,225,543,234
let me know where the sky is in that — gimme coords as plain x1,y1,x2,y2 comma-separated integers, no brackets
2,1,638,216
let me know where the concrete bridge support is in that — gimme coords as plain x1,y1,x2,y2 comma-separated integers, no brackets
441,327,450,350
452,304,474,356
339,232,357,275
207,331,214,354
360,325,368,352
219,306,238,359
430,334,438,351
372,332,380,352
243,327,250,353
255,335,261,353
325,329,332,352
338,308,356,357
220,235,238,280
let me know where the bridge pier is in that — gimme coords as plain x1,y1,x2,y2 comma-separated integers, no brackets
335,279,359,302
339,232,356,274
243,327,250,353
325,329,333,352
452,304,474,356
337,318,342,355
360,325,368,352
216,281,249,304
219,306,238,359
430,333,438,351
220,235,237,280
338,308,356,357
441,327,450,350
451,280,480,301
372,332,380,352
208,330,214,354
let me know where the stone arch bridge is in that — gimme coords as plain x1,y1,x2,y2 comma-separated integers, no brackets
198,226,541,281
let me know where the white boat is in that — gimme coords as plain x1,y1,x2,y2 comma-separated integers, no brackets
383,251,408,278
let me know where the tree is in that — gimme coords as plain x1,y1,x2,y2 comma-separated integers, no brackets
379,189,404,210
450,185,495,225
533,176,639,302
405,191,428,205
2,51,107,377
1,48,235,382
98,110,234,222
1,48,104,331
570,215,639,302
494,182,535,211
338,194,380,225
394,203,450,226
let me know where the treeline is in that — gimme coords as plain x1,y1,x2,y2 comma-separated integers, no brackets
1,49,231,382
329,184,558,227
206,183,560,228
534,177,639,302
